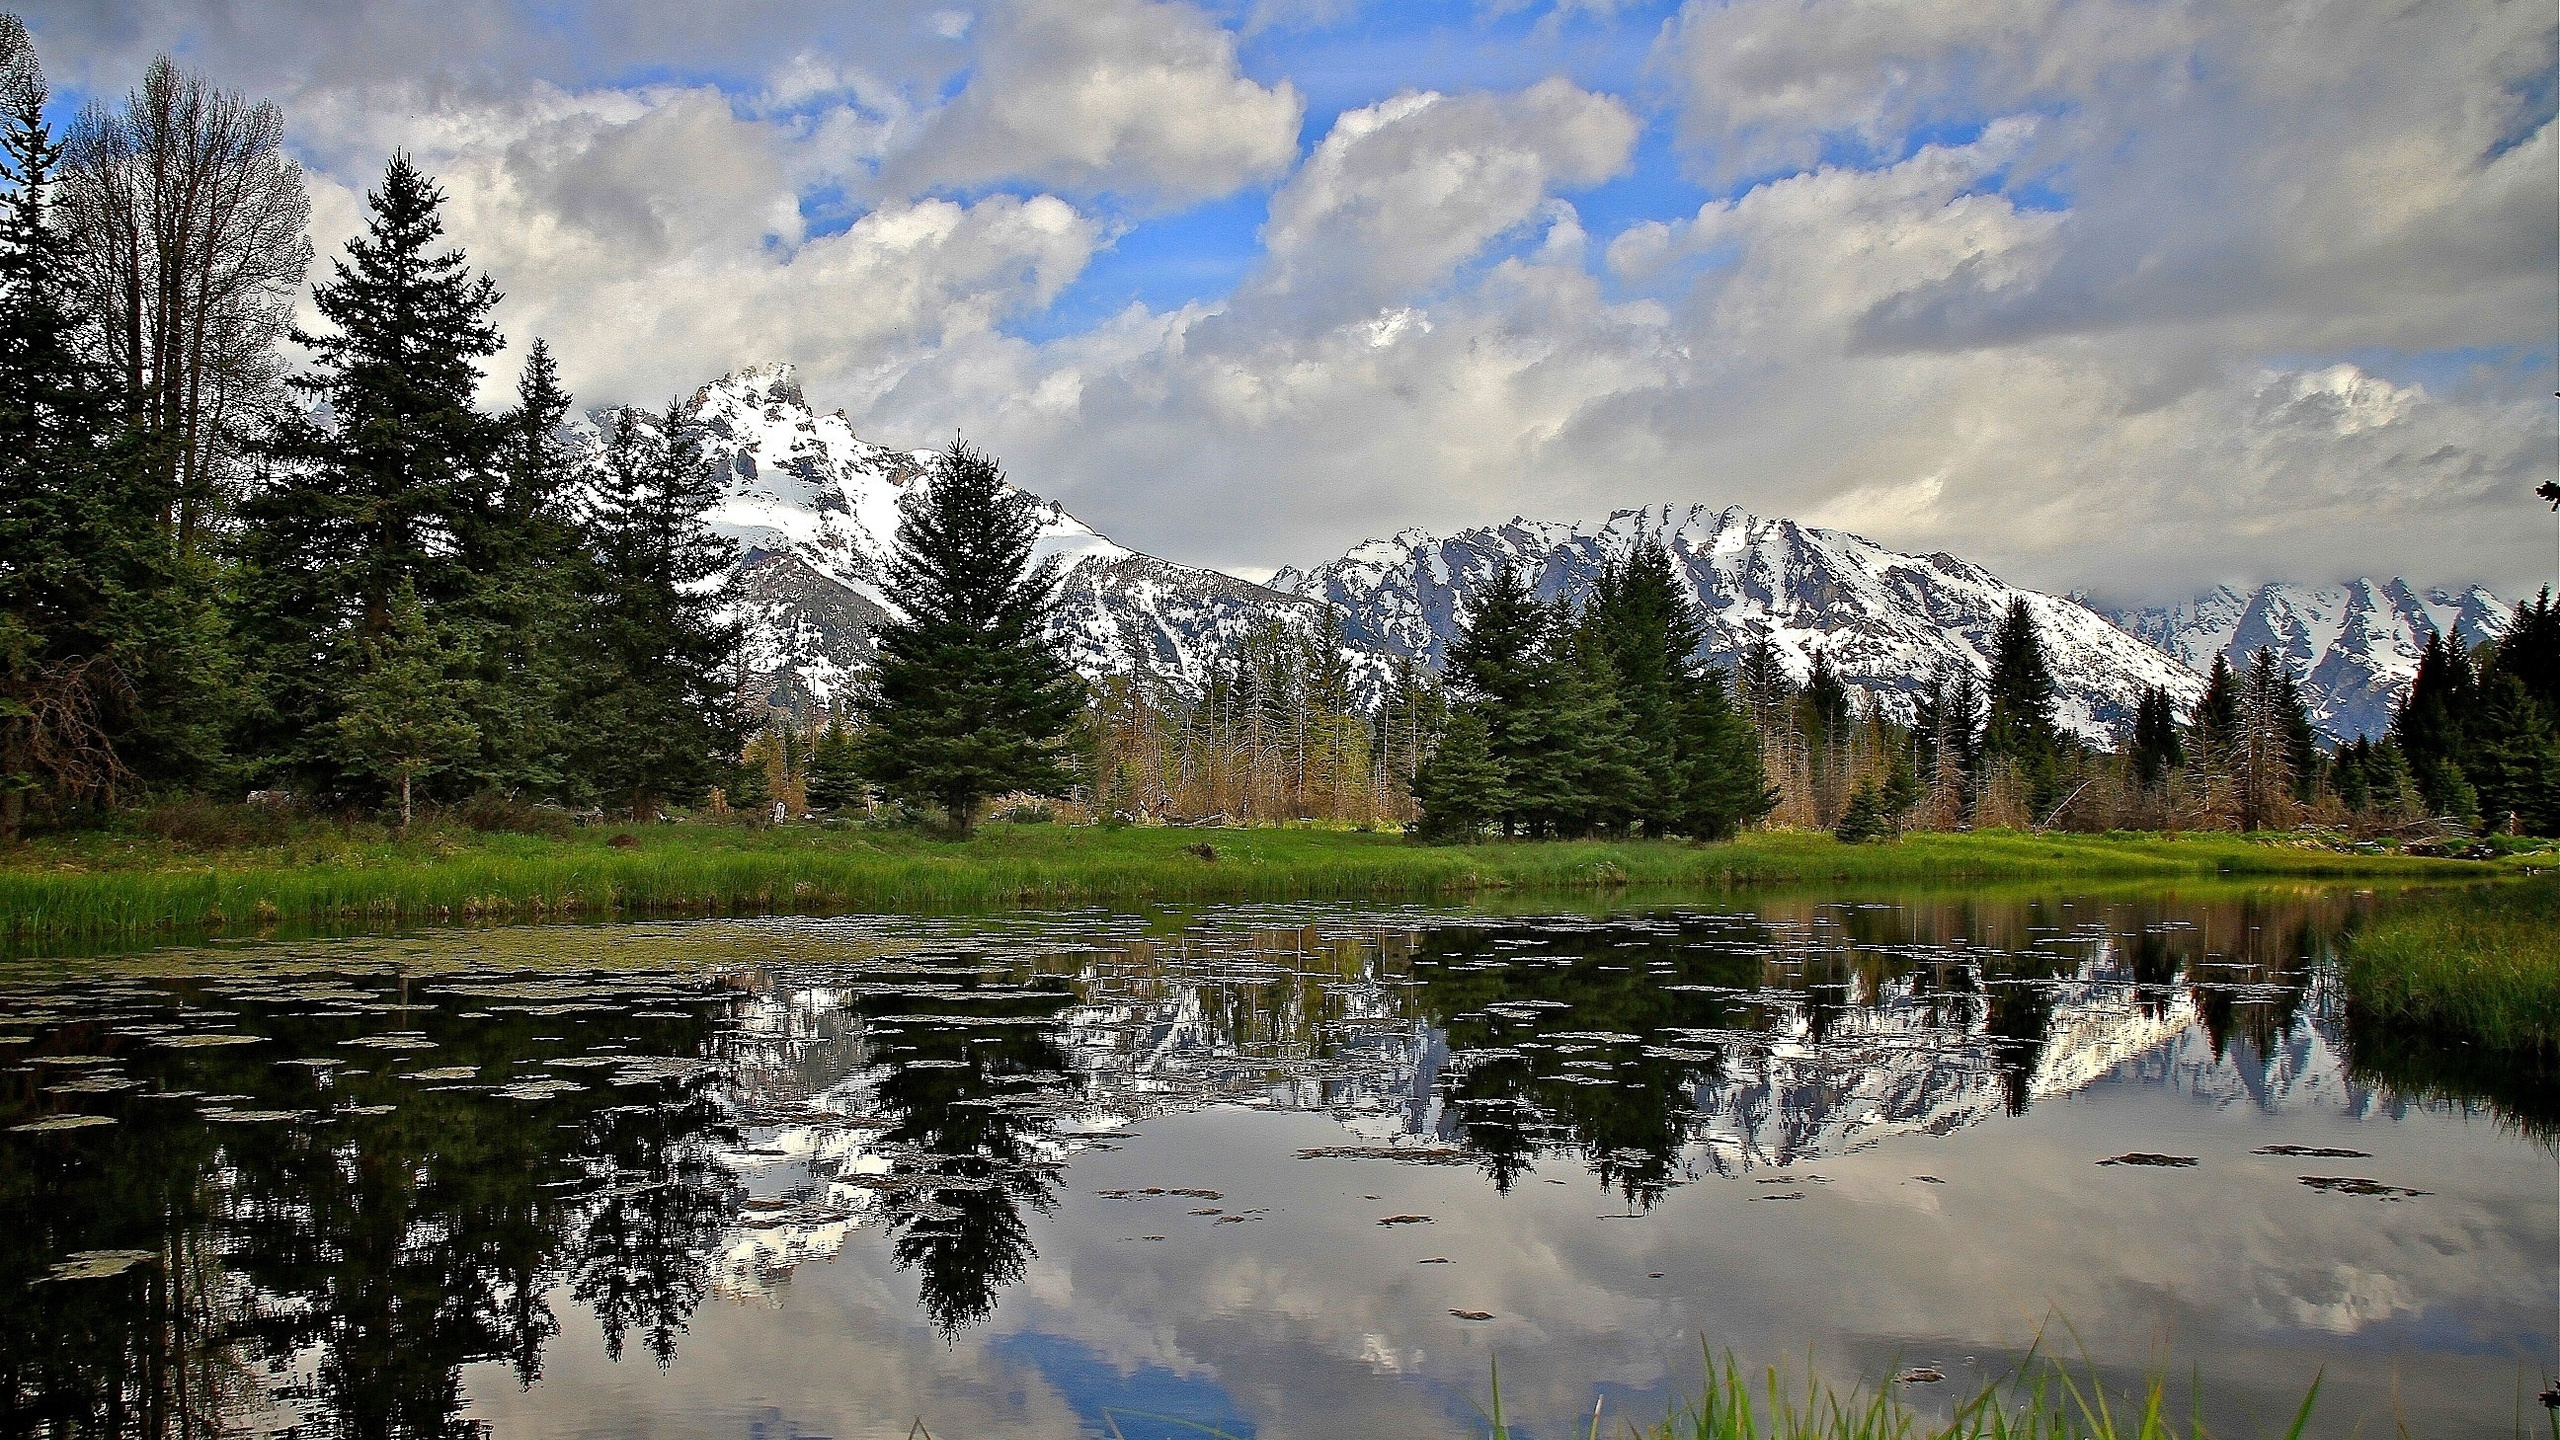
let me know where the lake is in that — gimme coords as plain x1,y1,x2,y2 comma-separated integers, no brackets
2,885,2551,1437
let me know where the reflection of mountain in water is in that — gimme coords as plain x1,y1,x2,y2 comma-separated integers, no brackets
3,888,2475,1437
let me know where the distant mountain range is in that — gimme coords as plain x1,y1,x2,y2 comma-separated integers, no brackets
600,365,1337,712
585,365,2513,744
1269,508,2204,742
2096,582,2510,741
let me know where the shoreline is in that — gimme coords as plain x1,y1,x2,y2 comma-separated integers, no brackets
0,824,2526,951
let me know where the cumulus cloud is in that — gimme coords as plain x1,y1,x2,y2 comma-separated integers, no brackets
14,0,2553,603
880,0,1304,206
1255,80,1636,318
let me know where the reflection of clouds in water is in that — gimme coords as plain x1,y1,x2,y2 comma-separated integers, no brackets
3,891,2544,1439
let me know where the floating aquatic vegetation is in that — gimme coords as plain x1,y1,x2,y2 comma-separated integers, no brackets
10,1113,116,1133
39,1249,157,1282
2297,1175,2428,1199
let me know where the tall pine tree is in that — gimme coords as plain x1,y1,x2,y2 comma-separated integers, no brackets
574,401,738,817
1981,597,2064,809
0,23,168,834
855,440,1081,834
237,153,504,797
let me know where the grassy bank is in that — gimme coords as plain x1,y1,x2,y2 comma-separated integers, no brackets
0,819,2518,947
2344,871,2560,1058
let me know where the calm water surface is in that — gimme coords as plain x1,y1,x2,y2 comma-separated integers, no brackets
1,887,2552,1438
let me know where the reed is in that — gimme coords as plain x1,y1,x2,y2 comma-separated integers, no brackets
2343,871,2560,1057
0,821,2509,947
1480,1342,2327,1440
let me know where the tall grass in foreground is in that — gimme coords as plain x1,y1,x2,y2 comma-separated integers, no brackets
1467,1346,2331,1440
2344,871,2560,1057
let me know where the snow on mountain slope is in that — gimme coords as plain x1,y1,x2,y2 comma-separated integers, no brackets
602,365,1343,709
1270,505,2203,742
2100,582,2512,741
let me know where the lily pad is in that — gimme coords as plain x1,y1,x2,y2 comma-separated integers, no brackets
40,1249,157,1282
12,1113,118,1133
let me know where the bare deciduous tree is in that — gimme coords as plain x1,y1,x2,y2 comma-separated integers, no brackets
60,56,310,552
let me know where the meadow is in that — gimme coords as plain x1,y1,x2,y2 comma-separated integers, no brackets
0,807,2524,947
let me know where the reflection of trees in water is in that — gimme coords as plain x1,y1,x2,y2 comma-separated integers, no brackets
1413,922,1761,1206
0,977,742,1438
853,977,1077,1335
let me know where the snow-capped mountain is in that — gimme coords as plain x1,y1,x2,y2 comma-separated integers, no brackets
2099,582,2512,741
606,365,1340,710
1270,506,2204,742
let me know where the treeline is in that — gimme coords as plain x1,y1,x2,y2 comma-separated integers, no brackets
0,28,740,837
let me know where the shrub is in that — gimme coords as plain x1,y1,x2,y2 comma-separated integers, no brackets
138,796,304,849
455,791,575,839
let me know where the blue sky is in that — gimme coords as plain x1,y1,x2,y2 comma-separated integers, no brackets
17,0,2557,601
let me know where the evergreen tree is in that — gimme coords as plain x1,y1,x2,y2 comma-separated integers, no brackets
1411,706,1506,842
2191,651,2241,763
574,401,738,817
1913,663,1981,798
2467,673,2559,835
237,153,503,796
2390,630,2477,818
1672,663,1774,839
2126,685,2182,791
2234,647,2302,830
1734,638,1794,737
1443,566,1542,833
1982,598,2064,809
1537,608,1642,836
1799,648,1852,750
460,338,587,797
2494,589,2559,718
1832,781,1888,843
0,25,171,835
333,584,478,826
1587,538,1702,834
722,752,770,818
804,718,865,812
854,440,1081,834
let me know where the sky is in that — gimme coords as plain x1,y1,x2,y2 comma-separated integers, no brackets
17,0,2558,603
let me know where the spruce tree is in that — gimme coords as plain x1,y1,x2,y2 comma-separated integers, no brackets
1832,782,1888,843
1673,663,1774,838
805,718,866,812
1982,598,2063,806
2467,673,2559,835
461,338,587,797
2390,631,2476,818
333,584,479,826
1411,706,1506,842
2126,685,2183,791
238,153,503,796
854,440,1081,834
2191,652,2241,763
574,401,738,817
0,26,168,834
1588,539,1700,834
1444,566,1542,833
1540,609,1642,836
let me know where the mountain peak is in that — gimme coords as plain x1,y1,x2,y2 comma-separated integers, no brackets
701,362,806,411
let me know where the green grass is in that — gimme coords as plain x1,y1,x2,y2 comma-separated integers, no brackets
1454,1331,2353,1440
2344,870,2560,1058
0,819,2520,949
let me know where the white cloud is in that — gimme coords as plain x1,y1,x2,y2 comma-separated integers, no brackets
880,0,1303,205
1256,80,1637,319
